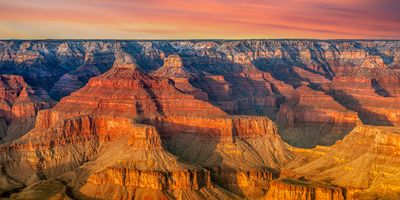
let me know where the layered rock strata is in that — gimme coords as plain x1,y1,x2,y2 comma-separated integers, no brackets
264,179,346,200
332,65,400,126
2,40,399,133
288,125,400,200
277,85,360,147
0,40,400,199
152,54,209,101
0,75,53,143
3,40,399,121
0,59,296,199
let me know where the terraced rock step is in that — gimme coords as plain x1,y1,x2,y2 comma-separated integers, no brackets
0,40,400,199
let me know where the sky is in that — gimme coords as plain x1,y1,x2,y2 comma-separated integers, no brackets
0,0,399,39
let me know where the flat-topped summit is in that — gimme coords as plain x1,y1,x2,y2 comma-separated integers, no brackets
153,54,195,78
0,40,400,199
164,54,184,68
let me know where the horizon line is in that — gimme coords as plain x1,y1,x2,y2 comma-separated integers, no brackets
1,38,400,42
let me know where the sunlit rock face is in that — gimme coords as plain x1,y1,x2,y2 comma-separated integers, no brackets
0,40,399,199
2,40,399,114
0,58,296,200
264,179,346,200
2,40,400,126
331,65,400,126
287,125,400,200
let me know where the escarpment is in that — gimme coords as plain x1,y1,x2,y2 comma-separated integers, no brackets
277,85,361,147
288,125,400,200
76,124,224,200
0,75,53,143
0,58,296,200
264,179,346,200
2,40,400,127
152,54,209,101
278,86,360,127
0,40,399,199
332,65,400,126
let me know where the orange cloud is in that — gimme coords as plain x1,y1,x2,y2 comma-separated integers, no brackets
0,0,399,39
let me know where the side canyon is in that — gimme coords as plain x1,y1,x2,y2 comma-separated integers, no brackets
0,40,399,199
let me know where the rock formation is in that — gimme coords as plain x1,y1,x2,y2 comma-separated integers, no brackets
0,58,302,199
152,54,209,101
0,40,399,199
331,65,400,126
0,75,53,143
264,179,346,200
277,85,361,147
288,125,400,199
2,40,399,125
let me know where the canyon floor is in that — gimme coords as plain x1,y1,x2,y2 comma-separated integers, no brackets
0,40,399,200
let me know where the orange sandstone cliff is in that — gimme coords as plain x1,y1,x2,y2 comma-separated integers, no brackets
0,40,399,199
0,55,330,200
287,125,400,200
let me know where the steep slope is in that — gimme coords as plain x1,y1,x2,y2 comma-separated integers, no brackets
49,51,115,99
0,85,235,199
288,125,400,199
1,40,400,148
74,123,239,200
0,57,304,199
152,54,209,101
1,40,400,199
51,58,295,199
263,179,346,200
332,63,400,126
153,53,287,118
0,75,53,143
277,85,361,147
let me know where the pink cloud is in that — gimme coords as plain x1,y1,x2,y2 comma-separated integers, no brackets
0,0,398,39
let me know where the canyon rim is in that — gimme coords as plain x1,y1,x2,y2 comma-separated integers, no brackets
0,40,397,200
1,0,400,199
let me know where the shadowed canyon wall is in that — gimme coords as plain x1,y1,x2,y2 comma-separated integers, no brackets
0,40,399,199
